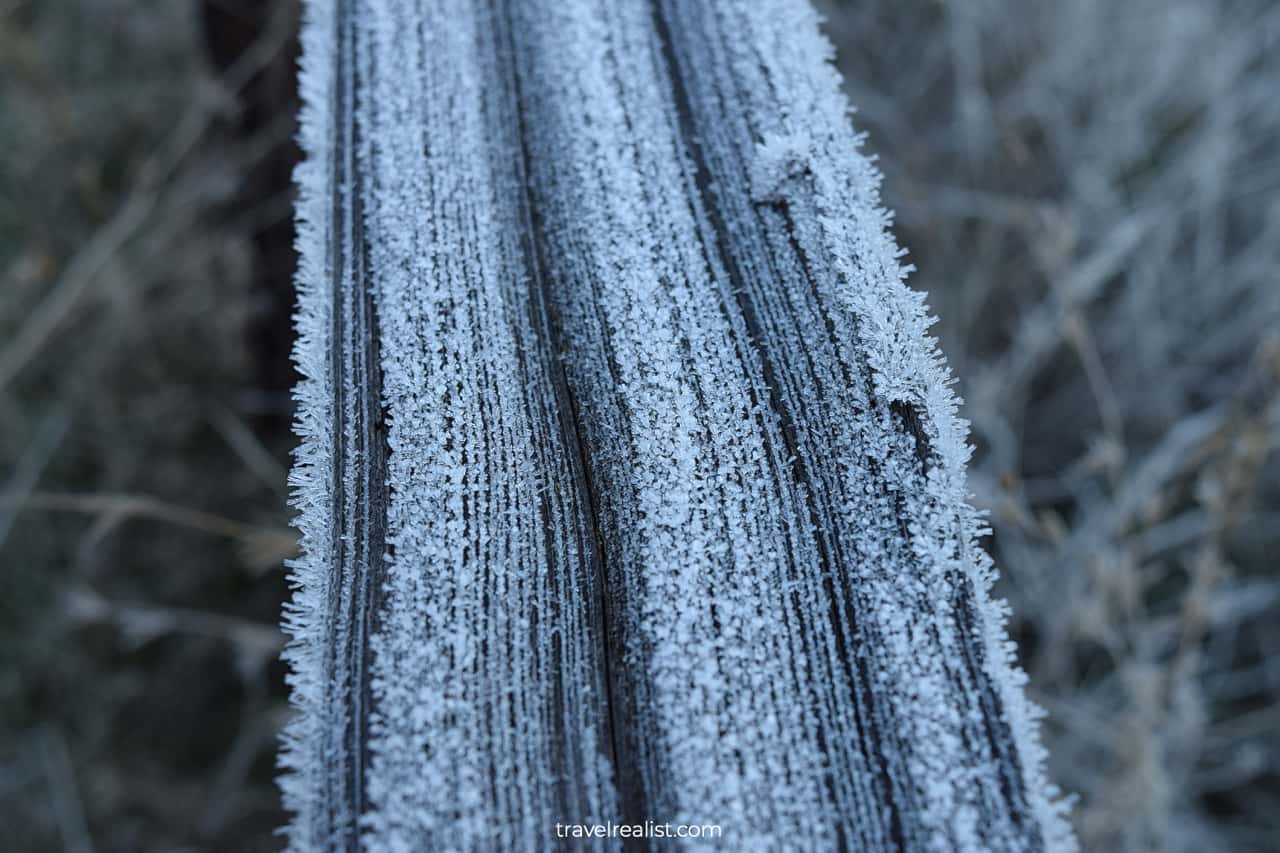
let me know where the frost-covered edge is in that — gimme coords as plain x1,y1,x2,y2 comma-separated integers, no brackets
736,1,1077,848
277,0,338,848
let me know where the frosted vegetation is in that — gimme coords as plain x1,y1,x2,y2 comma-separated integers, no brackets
281,0,1076,849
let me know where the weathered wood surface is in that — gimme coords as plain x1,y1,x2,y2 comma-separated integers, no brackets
279,1,1075,850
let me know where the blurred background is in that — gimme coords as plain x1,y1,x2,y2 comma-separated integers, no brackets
1,0,1277,850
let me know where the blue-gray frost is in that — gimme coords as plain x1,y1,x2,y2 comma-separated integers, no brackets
279,0,1077,850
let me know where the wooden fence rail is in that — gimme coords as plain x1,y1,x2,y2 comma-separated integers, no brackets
279,1,1076,850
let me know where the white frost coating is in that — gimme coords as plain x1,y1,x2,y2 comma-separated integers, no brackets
281,0,618,850
282,0,1075,850
512,2,841,844
356,1,618,847
277,0,342,848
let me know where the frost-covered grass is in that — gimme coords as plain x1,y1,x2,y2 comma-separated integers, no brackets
822,0,1280,849
0,2,295,849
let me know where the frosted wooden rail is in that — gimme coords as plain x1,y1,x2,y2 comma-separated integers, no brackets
278,0,1076,850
